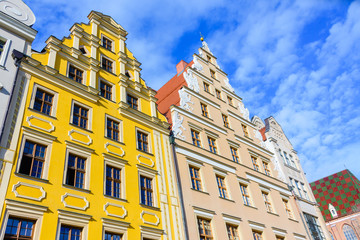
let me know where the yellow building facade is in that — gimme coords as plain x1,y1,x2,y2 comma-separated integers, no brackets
0,11,184,240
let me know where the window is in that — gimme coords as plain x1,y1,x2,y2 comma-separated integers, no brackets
0,38,5,57
18,141,46,178
198,218,213,240
140,176,153,206
203,82,210,93
60,225,82,240
251,156,259,171
68,65,83,84
105,232,122,240
65,153,86,189
227,96,233,106
201,103,209,117
279,150,287,164
215,89,221,99
0,37,11,66
230,147,239,163
207,55,212,62
191,129,201,147
100,81,112,100
105,165,121,198
240,184,251,206
289,155,297,169
222,114,229,128
5,217,35,240
343,225,358,240
137,131,149,152
102,36,113,51
72,104,89,129
253,231,262,240
210,69,215,78
102,57,113,72
227,224,239,240
283,152,290,166
262,191,273,213
216,175,228,199
208,137,217,154
301,183,310,200
127,94,138,110
241,124,249,137
283,199,293,219
106,118,119,141
294,180,302,198
33,88,53,115
189,166,202,191
262,162,271,176
303,213,325,240
276,237,285,240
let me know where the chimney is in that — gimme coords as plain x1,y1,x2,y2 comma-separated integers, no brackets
176,60,188,74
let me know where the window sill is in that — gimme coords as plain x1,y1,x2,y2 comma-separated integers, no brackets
191,188,209,195
69,123,93,133
100,67,117,76
289,218,299,223
28,108,57,120
202,115,213,121
244,204,257,210
15,173,49,183
104,136,125,145
100,45,116,55
267,211,279,216
62,184,91,194
229,104,237,110
99,95,116,103
137,149,154,156
104,195,127,203
140,204,160,211
219,197,235,203
244,135,253,141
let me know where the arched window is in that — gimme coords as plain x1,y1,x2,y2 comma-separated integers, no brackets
343,224,358,240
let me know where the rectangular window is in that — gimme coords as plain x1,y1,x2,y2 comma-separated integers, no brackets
215,89,221,99
0,38,6,57
60,225,82,240
5,217,35,240
283,199,293,219
216,175,228,199
302,183,310,200
72,104,88,129
283,152,290,165
262,191,273,213
197,218,213,240
102,57,113,72
127,94,138,110
253,231,263,240
105,232,122,240
19,141,46,178
262,162,271,176
210,69,215,78
222,114,229,128
303,213,325,240
208,137,217,154
227,96,233,106
106,118,119,141
65,153,86,189
295,180,302,198
230,147,239,163
203,82,210,93
33,89,53,115
251,156,259,172
189,166,202,191
240,184,251,206
140,176,153,206
105,165,121,198
226,224,239,240
191,129,201,147
102,36,112,51
137,131,148,152
68,65,83,84
242,124,249,137
201,103,209,117
289,155,297,169
100,81,112,100
207,55,212,62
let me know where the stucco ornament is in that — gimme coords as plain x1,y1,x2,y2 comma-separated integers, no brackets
201,40,213,54
254,129,267,149
192,56,203,72
183,69,199,93
172,111,185,140
178,88,193,112
0,0,36,26
238,102,250,121
224,77,235,92
272,156,286,182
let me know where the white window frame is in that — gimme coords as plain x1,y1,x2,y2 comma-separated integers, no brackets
126,89,142,111
29,83,59,117
103,154,126,200
16,127,55,180
0,36,11,67
135,127,152,154
193,207,216,240
70,100,93,130
66,61,87,84
101,55,115,74
214,168,231,200
137,165,158,208
101,34,115,52
63,141,93,190
187,159,206,192
105,114,123,143
56,210,90,240
140,225,163,240
99,78,115,101
102,218,130,240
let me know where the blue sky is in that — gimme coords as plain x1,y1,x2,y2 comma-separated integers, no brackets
25,0,360,182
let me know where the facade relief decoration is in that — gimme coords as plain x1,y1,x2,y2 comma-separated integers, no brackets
254,129,267,149
238,102,250,121
183,69,199,93
224,77,235,92
178,88,193,112
0,0,36,26
201,40,213,54
272,155,286,182
172,111,185,140
192,55,203,72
